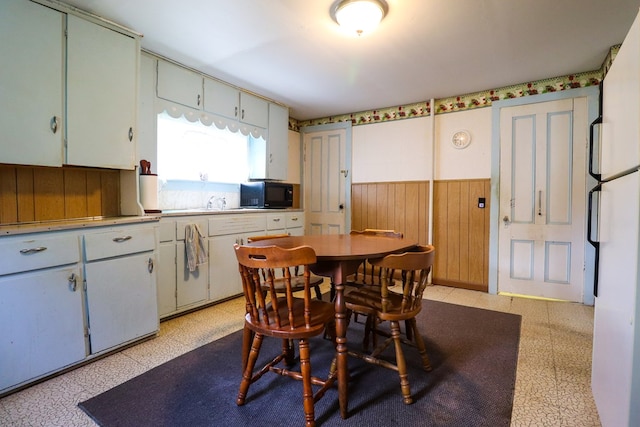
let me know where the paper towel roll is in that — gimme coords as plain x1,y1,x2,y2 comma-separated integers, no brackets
139,174,159,211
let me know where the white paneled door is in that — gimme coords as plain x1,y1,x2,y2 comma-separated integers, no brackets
303,128,348,234
498,98,587,301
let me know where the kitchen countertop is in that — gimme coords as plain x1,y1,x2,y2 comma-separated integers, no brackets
160,208,303,217
0,215,161,237
0,208,305,236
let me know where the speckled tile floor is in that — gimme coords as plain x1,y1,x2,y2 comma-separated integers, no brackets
0,285,600,426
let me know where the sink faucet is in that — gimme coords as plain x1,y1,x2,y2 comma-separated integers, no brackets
207,196,226,210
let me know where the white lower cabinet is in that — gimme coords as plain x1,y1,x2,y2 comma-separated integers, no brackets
0,264,85,393
156,212,304,319
157,219,177,317
83,225,159,354
0,220,161,395
208,214,266,302
0,231,85,394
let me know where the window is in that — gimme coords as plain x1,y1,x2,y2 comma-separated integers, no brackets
157,112,249,183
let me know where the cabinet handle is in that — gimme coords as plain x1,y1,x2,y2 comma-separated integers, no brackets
128,127,134,142
19,246,47,255
148,257,154,273
241,109,245,120
197,94,201,106
272,218,281,222
234,106,238,118
112,235,132,243
68,273,78,292
50,116,58,134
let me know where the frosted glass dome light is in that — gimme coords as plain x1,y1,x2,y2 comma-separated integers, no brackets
332,0,388,36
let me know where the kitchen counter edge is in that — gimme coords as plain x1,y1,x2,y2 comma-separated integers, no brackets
0,215,162,237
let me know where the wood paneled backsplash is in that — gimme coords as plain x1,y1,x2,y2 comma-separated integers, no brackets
351,179,490,292
0,165,120,224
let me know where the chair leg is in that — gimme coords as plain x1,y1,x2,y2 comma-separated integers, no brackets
237,332,264,406
298,338,316,427
313,284,322,300
283,339,296,366
241,326,253,372
390,320,413,405
409,318,432,371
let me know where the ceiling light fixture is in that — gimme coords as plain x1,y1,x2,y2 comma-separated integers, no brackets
331,0,388,37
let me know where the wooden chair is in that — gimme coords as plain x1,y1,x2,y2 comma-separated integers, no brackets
345,229,403,347
234,244,337,427
345,245,435,405
347,229,403,287
246,234,324,300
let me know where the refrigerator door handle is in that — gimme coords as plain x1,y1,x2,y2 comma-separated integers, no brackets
589,115,603,182
587,183,601,297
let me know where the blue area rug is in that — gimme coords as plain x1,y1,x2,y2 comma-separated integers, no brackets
79,300,521,426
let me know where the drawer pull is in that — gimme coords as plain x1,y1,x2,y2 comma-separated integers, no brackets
290,217,298,222
148,258,154,273
68,273,78,292
112,236,132,243
19,246,47,255
272,218,281,222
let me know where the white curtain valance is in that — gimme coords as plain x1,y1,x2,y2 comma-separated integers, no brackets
157,99,267,140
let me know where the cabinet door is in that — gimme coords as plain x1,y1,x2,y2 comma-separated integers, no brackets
176,241,209,308
240,92,269,128
157,60,203,109
158,242,177,317
0,265,85,391
85,252,158,354
66,15,138,169
0,0,64,166
266,103,289,180
209,234,244,301
203,77,239,120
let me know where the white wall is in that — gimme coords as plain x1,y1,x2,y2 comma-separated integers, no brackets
434,108,492,180
352,116,432,183
351,108,492,183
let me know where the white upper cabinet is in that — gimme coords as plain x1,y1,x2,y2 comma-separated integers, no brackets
203,77,238,119
157,60,203,110
66,15,138,170
240,92,269,128
203,77,268,128
0,0,64,167
266,103,289,180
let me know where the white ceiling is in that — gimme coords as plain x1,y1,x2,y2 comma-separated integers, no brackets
60,0,640,120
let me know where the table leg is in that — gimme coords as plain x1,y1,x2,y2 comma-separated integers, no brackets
334,281,348,419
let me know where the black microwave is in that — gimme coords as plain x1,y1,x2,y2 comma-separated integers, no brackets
240,181,293,208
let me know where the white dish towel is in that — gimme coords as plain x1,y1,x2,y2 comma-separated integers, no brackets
186,224,208,272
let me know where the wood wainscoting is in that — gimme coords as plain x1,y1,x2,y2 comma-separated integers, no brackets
352,179,490,292
0,165,121,225
351,181,430,245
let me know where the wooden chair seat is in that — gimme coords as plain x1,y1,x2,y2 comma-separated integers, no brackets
251,297,334,338
345,245,435,405
234,244,337,427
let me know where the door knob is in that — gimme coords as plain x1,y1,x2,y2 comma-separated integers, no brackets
339,204,344,210
503,215,510,225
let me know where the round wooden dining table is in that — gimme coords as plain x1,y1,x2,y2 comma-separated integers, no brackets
247,233,418,419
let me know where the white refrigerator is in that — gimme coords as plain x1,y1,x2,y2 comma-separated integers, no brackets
591,9,640,427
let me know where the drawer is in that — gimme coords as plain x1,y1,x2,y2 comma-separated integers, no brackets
84,226,156,262
266,213,286,230
208,215,266,236
158,220,176,242
286,213,303,229
0,233,80,276
176,218,209,241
